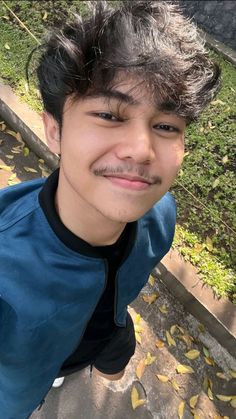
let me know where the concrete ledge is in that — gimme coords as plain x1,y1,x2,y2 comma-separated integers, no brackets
0,82,59,170
156,249,236,358
199,28,236,67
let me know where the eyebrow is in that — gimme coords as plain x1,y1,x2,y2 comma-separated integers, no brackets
86,89,140,106
85,89,181,118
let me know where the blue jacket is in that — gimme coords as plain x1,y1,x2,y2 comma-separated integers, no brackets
0,176,176,418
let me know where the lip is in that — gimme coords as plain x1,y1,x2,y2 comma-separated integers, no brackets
104,174,151,191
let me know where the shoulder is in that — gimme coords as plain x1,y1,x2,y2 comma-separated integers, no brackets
139,192,177,255
0,177,46,230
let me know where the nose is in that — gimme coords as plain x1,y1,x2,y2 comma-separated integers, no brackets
114,122,156,164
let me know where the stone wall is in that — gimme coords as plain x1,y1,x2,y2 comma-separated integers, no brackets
179,1,236,51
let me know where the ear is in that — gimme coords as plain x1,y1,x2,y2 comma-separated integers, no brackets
42,111,61,155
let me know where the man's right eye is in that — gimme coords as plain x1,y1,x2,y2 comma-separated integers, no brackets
94,112,121,121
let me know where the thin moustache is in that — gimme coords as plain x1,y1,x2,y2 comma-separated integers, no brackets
93,167,162,185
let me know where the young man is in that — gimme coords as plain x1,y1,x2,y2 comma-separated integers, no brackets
0,1,220,418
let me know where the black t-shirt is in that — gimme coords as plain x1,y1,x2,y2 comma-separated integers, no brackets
38,170,136,367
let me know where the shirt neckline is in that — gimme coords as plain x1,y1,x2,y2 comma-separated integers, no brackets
38,169,137,260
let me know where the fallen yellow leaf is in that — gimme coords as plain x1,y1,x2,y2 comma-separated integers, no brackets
4,43,10,50
204,356,215,366
216,372,227,380
176,364,194,374
0,165,13,172
229,370,236,378
202,376,208,392
230,398,236,408
155,339,165,349
145,352,156,366
8,173,16,181
142,292,159,304
134,324,144,333
135,332,142,344
166,331,176,347
131,385,145,410
136,359,146,380
208,378,213,390
189,394,199,408
148,275,155,286
159,305,168,314
135,313,141,324
23,167,38,173
170,325,177,335
171,379,180,391
6,155,14,159
207,387,214,400
23,147,30,157
178,333,193,349
0,123,6,131
178,401,185,419
215,394,232,402
184,350,200,360
156,374,169,383
193,411,202,419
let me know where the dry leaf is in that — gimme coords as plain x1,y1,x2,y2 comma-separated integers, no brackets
155,339,165,349
23,147,30,157
42,11,48,20
131,385,145,410
4,43,10,50
222,155,228,164
229,370,236,378
6,155,14,159
142,292,159,304
216,372,227,380
148,275,155,286
193,411,202,419
166,331,176,347
178,401,185,419
211,99,226,106
0,123,6,131
198,324,205,333
145,352,156,366
0,165,13,172
230,398,236,408
170,325,177,335
207,387,214,400
135,332,142,344
206,236,213,252
38,159,45,164
208,378,213,390
184,350,200,360
23,167,38,173
171,379,180,391
176,364,194,374
189,395,199,408
215,394,232,402
134,324,144,333
156,374,169,383
204,356,215,366
178,333,193,349
159,305,168,314
136,359,146,380
8,173,16,181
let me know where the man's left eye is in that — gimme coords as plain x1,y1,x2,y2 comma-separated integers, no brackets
156,124,178,132
96,112,120,121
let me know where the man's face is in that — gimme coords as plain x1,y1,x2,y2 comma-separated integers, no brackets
45,79,185,223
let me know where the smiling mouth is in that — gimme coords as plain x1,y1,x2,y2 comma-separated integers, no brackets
103,174,152,190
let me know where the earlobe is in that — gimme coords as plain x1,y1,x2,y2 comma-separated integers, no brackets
42,111,61,155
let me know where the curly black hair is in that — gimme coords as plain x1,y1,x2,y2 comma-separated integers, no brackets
36,1,221,128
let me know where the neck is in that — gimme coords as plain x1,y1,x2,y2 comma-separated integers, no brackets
55,172,126,246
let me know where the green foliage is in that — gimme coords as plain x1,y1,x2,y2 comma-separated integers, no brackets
0,2,235,300
173,226,235,304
